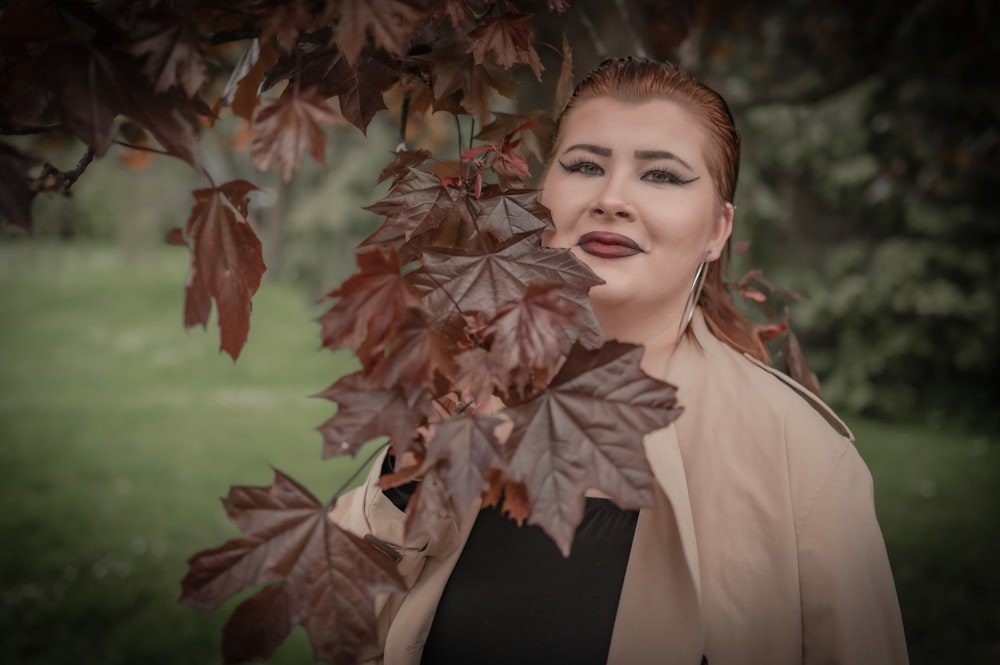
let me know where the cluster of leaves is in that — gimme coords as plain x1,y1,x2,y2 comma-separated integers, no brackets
1,1,826,662
0,0,675,662
180,139,684,663
0,0,570,360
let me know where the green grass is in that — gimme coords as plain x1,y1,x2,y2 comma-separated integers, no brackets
0,243,996,664
0,243,362,664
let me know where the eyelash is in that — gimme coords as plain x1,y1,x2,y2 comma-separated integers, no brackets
558,159,695,185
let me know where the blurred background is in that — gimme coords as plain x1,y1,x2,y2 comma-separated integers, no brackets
1,0,997,663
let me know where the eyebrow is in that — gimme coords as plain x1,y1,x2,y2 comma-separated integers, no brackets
563,143,611,157
562,144,695,171
634,150,694,171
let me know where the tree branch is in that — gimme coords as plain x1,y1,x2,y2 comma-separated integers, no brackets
31,147,96,195
0,123,63,136
62,147,95,190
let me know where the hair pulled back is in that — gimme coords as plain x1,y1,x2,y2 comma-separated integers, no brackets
553,57,767,362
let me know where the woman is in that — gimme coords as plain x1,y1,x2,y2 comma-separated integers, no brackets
332,57,908,664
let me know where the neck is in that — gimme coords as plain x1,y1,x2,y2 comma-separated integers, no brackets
593,300,688,378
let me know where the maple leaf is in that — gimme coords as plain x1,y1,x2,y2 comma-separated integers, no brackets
783,326,822,398
335,0,423,65
363,311,457,391
376,149,432,184
364,168,473,241
181,180,266,361
471,186,554,240
250,88,339,182
228,40,280,121
180,470,404,665
126,12,209,98
323,49,402,134
0,144,37,230
260,0,314,51
403,466,456,541
428,0,474,28
481,282,577,395
315,370,437,458
317,247,426,362
262,29,339,93
500,341,683,555
553,33,574,115
411,232,605,349
416,45,516,116
37,42,199,165
467,12,543,80
422,412,505,505
476,111,555,166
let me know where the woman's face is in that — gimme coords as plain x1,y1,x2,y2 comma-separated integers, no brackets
541,97,733,325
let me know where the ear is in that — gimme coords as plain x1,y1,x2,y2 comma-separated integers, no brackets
707,202,734,261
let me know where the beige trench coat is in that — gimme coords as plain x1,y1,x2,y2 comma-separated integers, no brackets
330,310,909,664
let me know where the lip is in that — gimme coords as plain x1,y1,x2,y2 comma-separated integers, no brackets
577,231,644,258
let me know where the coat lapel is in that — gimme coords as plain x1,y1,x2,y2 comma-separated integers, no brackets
606,313,708,664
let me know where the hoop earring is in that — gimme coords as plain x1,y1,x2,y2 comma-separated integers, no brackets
678,255,709,338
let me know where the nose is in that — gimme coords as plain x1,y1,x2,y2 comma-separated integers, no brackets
590,178,634,221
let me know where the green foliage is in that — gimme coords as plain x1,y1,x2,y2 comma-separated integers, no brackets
700,1,1000,425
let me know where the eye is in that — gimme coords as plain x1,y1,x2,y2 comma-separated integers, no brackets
642,168,694,185
559,159,604,176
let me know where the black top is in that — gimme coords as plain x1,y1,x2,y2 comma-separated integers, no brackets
419,497,639,664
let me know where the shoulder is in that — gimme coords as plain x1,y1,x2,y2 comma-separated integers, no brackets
691,328,853,445
739,351,854,442
684,327,863,514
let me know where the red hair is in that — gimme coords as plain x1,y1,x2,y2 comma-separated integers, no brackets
552,57,768,363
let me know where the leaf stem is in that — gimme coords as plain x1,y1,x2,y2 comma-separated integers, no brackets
329,441,389,506
112,139,172,156
398,91,411,146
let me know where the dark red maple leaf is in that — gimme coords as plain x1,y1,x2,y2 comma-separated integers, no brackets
180,470,404,665
783,326,822,398
322,49,402,134
364,168,473,241
428,0,474,28
467,13,542,80
422,412,505,505
476,111,555,166
500,341,683,555
259,0,314,51
250,87,339,181
0,144,37,230
553,33,574,115
181,180,266,361
315,370,437,458
416,45,516,116
335,0,423,65
376,149,432,184
363,311,457,391
471,186,554,240
316,247,426,362
480,283,577,395
125,12,209,98
410,232,605,349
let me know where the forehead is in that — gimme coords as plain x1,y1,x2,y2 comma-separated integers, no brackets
556,97,710,167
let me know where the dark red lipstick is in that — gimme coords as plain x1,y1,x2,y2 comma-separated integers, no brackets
577,231,644,258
